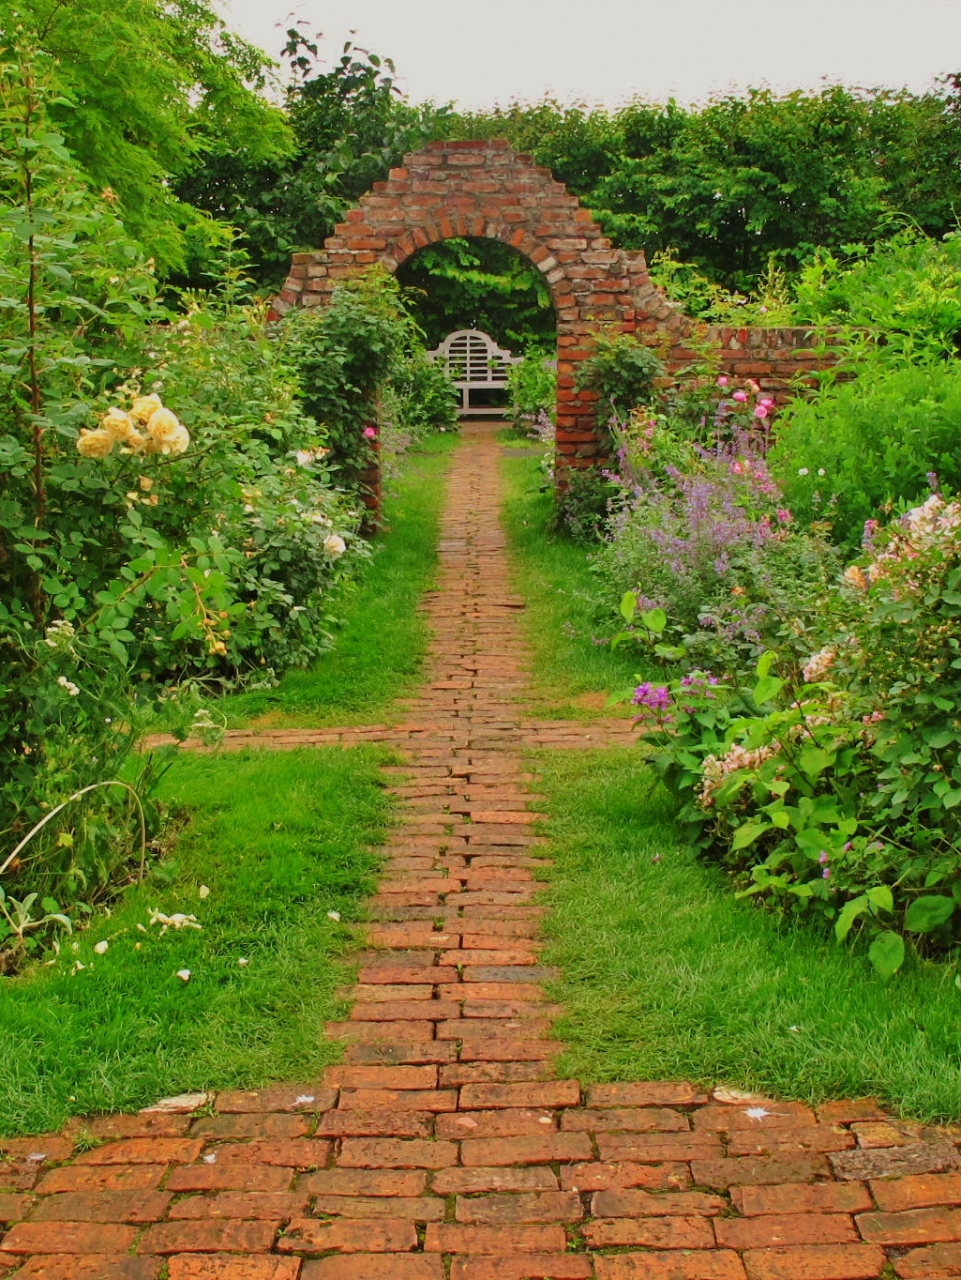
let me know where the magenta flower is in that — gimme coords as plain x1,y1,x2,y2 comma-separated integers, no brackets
776,508,792,524
717,375,729,387
732,391,748,403
363,426,377,439
753,404,768,420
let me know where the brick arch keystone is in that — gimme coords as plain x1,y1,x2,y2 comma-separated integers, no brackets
274,139,838,476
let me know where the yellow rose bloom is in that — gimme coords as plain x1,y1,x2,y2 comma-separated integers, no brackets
130,393,163,424
76,428,114,459
123,431,149,454
146,407,182,446
161,424,190,457
101,406,135,442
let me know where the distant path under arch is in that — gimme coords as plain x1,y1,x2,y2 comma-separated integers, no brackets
274,140,834,470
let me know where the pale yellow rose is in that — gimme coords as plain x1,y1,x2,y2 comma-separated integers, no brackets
101,406,135,442
161,424,190,457
123,431,149,454
76,428,114,459
130,393,163,424
146,407,182,446
323,533,347,557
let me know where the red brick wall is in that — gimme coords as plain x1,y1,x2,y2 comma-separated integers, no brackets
274,140,837,467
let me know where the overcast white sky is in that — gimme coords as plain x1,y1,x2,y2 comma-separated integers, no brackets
219,0,961,110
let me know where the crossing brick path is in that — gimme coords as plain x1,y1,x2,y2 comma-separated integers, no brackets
4,423,961,1279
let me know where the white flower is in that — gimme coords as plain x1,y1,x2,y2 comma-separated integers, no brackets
149,910,202,934
327,910,341,922
323,534,346,557
798,467,809,476
93,940,109,955
237,957,249,967
198,885,210,900
818,468,826,476
176,969,191,983
57,676,80,697
44,620,75,650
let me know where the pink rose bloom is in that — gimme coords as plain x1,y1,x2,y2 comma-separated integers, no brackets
717,375,728,387
753,404,769,419
760,397,774,407
732,390,748,403
363,426,377,439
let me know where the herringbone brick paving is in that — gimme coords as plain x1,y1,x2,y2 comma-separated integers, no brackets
4,423,961,1278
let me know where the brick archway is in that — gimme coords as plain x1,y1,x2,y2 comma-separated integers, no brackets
274,139,835,471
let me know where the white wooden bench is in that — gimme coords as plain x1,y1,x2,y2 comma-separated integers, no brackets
426,329,521,417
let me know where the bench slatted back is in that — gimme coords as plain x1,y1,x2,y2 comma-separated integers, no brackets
427,329,520,416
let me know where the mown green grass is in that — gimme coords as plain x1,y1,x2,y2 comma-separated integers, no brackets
536,749,961,1121
217,433,458,728
0,747,389,1137
499,448,641,719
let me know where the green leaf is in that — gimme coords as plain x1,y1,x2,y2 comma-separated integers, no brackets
869,931,905,979
640,607,667,635
798,747,834,777
756,651,776,679
753,675,784,704
835,894,868,943
904,895,956,932
619,592,637,623
731,822,771,850
866,885,894,914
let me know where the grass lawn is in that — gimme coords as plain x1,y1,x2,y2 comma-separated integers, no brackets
536,749,961,1122
216,432,458,728
501,446,961,1121
0,747,389,1137
499,447,641,720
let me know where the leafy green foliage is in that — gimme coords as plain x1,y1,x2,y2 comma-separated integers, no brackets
506,350,556,433
771,233,961,545
573,330,664,426
2,3,291,270
397,238,555,351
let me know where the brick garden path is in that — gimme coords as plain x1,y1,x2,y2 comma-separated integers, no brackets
3,424,961,1279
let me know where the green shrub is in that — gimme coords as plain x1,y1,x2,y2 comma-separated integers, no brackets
573,330,664,426
507,350,556,433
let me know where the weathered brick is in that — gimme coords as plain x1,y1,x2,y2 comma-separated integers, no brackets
893,1242,961,1276
191,1114,309,1140
313,1108,433,1137
741,1243,886,1279
694,1104,817,1131
871,1172,961,1212
460,1133,592,1167
311,1194,445,1219
592,1189,726,1217
301,1169,427,1196
716,1213,858,1248
561,1107,688,1133
336,1138,458,1168
561,1161,691,1192
2,1222,138,1254
301,1258,445,1280
584,1216,715,1249
454,1191,582,1222
277,1217,417,1252
167,1192,308,1219
424,1222,566,1252
137,1219,278,1253
36,1165,168,1193
75,1138,203,1165
28,1190,172,1222
586,1083,709,1108
690,1156,829,1189
214,1086,337,1114
433,1167,558,1194
437,1108,556,1139
856,1205,961,1244
593,1253,747,1279
337,1088,458,1113
14,1259,161,1279
459,1081,580,1109
167,1260,301,1280
165,1165,294,1193
324,1066,439,1090
0,1195,30,1222
733,1183,872,1216
599,1134,722,1163
449,1257,593,1280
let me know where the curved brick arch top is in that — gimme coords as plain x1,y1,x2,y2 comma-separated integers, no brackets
274,139,674,464
274,138,838,465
